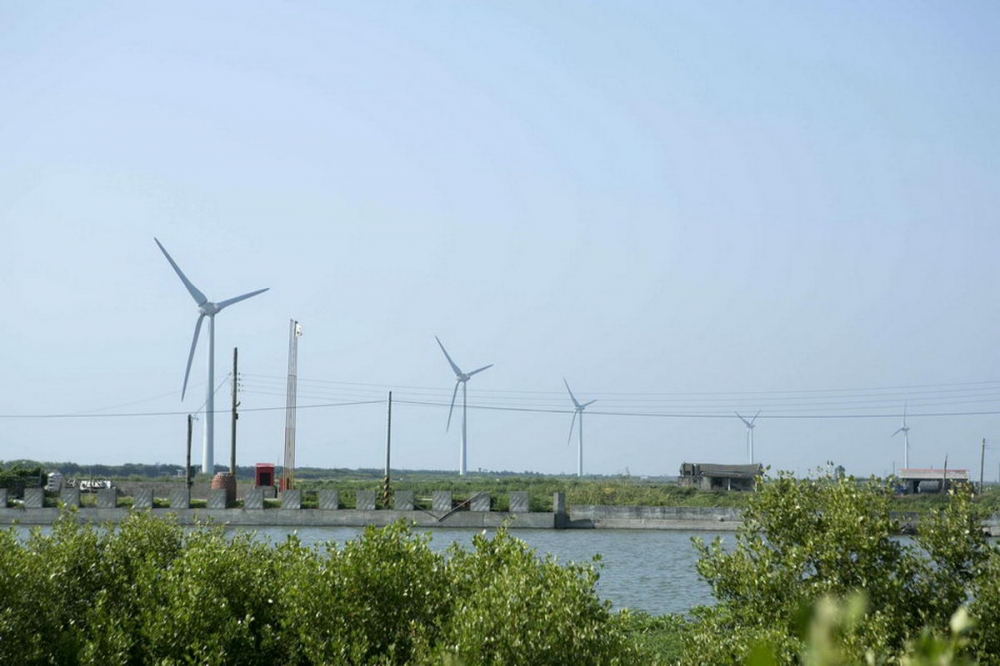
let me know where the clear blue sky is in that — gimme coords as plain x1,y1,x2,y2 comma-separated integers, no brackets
2,2,999,478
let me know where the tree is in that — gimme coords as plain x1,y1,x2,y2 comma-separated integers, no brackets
684,472,991,665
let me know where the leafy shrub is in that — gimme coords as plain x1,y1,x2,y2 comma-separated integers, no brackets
683,472,993,665
437,525,636,665
0,511,637,665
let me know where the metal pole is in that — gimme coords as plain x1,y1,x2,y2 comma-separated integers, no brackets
231,347,238,475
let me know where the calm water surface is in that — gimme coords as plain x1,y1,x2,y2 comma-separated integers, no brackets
15,523,727,615
248,526,727,615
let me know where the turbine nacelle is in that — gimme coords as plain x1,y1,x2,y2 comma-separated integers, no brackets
736,410,760,430
199,302,221,316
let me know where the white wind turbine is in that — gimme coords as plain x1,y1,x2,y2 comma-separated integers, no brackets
436,336,492,476
736,410,761,464
156,238,269,474
892,403,911,470
564,379,597,478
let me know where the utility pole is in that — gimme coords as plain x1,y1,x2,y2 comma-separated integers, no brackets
980,438,987,494
231,347,239,475
382,391,392,507
186,414,194,489
281,320,301,491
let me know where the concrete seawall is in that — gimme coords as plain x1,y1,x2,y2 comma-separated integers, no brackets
7,498,993,533
0,507,556,529
568,505,744,530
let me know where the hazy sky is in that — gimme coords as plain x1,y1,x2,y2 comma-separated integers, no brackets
3,2,1000,478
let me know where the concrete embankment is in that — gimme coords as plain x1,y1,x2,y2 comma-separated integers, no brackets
8,486,995,532
0,506,740,530
0,507,556,529
567,505,744,530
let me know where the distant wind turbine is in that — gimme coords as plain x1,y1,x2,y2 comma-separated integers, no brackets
892,403,911,470
435,336,492,476
564,379,597,478
155,238,268,474
736,410,761,464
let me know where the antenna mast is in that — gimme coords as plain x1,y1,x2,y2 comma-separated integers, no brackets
281,320,302,491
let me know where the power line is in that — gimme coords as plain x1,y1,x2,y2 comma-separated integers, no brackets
0,400,385,420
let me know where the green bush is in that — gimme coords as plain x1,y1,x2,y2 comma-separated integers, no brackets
437,526,636,665
683,472,994,665
0,511,637,665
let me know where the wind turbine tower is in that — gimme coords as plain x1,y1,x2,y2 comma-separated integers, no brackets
155,238,269,474
564,379,597,477
736,410,761,464
892,404,911,469
436,336,492,476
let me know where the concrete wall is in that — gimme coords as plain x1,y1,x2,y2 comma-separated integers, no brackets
568,505,744,530
8,502,996,533
0,507,555,528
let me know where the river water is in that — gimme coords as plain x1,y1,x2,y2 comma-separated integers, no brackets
249,526,726,616
15,523,724,615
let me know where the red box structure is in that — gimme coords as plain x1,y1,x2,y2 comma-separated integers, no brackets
255,463,275,488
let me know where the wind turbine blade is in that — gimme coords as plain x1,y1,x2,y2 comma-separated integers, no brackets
181,314,205,400
567,410,578,447
750,410,761,425
563,379,583,409
446,381,460,431
582,400,597,409
435,336,463,377
467,364,493,377
735,412,751,428
892,428,903,437
216,288,269,311
155,238,208,306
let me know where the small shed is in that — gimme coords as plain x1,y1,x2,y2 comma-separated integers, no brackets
896,468,969,494
679,463,763,491
255,463,276,488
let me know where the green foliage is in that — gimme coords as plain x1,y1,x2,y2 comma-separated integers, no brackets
0,463,44,495
0,511,639,665
437,525,636,665
619,611,688,664
277,522,450,664
684,472,995,665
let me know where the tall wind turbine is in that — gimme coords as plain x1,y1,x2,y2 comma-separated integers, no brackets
892,403,911,470
564,379,597,478
155,238,269,474
736,410,761,464
435,336,492,476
